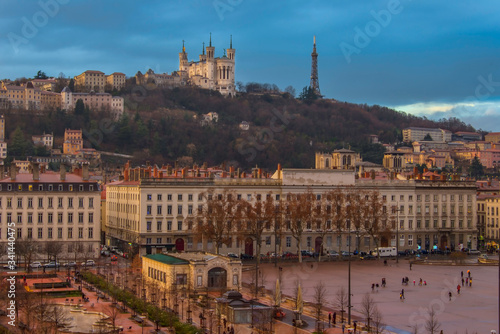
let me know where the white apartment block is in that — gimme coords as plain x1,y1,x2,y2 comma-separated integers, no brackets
106,165,478,257
403,127,452,143
0,163,101,263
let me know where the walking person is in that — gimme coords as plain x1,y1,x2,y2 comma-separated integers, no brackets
461,271,463,278
448,291,452,301
328,312,331,327
333,312,336,325
457,285,461,294
467,270,471,278
466,277,469,286
401,288,405,299
469,278,472,287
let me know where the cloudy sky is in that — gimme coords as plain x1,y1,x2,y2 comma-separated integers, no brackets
1,0,500,130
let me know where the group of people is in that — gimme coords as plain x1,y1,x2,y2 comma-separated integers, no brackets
453,270,472,296
328,312,337,326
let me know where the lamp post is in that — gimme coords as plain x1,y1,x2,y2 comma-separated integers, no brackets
393,203,400,264
347,218,352,326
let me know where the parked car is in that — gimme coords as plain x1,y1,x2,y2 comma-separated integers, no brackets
30,261,43,268
116,250,124,256
3,263,17,269
341,251,354,257
398,250,408,256
43,261,60,268
63,261,77,267
101,250,110,257
227,253,239,259
300,250,313,257
360,253,376,260
282,251,295,258
468,249,481,255
240,254,254,260
327,250,339,258
81,260,95,266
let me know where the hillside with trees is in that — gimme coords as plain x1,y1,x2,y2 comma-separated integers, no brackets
1,83,475,170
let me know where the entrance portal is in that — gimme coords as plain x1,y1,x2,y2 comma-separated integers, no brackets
244,238,253,256
175,238,185,252
315,237,323,255
440,235,448,250
208,267,227,288
380,237,389,247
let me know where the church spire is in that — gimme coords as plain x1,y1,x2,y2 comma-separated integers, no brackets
230,35,232,49
182,39,185,53
209,32,212,47
202,42,205,55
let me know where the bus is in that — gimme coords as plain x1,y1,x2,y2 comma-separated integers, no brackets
371,247,397,257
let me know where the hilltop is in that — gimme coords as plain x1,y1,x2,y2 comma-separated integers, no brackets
2,85,476,170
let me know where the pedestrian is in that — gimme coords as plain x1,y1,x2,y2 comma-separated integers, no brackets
371,283,375,291
223,318,227,329
354,321,357,334
333,312,336,325
448,291,452,301
465,277,468,285
413,280,416,286
97,296,99,303
401,289,405,299
328,312,331,326
342,323,345,334
376,283,379,292
467,270,471,278
419,278,422,286
462,278,464,286
457,285,460,294
461,271,463,278
424,280,427,286
402,277,405,285
469,278,472,287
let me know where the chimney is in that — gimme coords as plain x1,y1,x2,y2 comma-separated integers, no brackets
32,162,40,181
60,164,66,181
82,162,89,181
10,164,16,181
237,168,241,178
0,164,4,179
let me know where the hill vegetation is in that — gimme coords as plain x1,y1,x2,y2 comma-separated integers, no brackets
1,84,476,170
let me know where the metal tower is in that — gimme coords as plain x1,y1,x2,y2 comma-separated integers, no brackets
310,35,321,96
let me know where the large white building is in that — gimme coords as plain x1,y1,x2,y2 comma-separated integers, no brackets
0,163,101,263
105,164,477,257
403,127,452,143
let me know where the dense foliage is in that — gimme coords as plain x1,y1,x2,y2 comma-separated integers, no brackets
1,85,475,170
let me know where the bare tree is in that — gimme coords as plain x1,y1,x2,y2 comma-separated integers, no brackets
424,306,441,334
43,242,63,268
346,188,368,252
372,306,385,334
285,191,314,263
46,304,72,330
363,191,389,256
16,238,37,273
103,304,120,332
335,286,348,323
313,191,335,262
195,189,242,254
313,281,327,332
240,192,276,296
361,293,376,332
330,189,347,256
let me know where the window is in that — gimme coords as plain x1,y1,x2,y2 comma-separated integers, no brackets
391,195,395,201
167,205,172,215
157,205,162,215
58,213,63,224
17,213,22,224
167,194,172,201
425,206,429,214
79,198,84,208
88,213,94,223
17,228,22,239
167,221,172,231
433,220,438,228
147,205,152,215
458,220,463,228
451,195,455,201
17,198,22,208
417,195,421,202
400,220,404,230
68,197,73,208
56,227,62,239
178,221,182,230
176,274,187,285
266,236,271,246
442,194,446,201
157,194,162,201
7,198,11,208
434,205,438,214
157,221,162,231
178,205,182,215
147,221,152,231
408,234,413,246
38,197,43,208
48,198,53,208
442,220,446,228
68,213,73,223
450,220,455,228
37,228,43,239
78,227,83,239
247,194,252,201
89,198,93,208
425,220,429,228
408,205,413,214
178,194,183,201
188,205,193,215
146,238,152,244
68,227,73,238
286,236,291,248
307,236,312,247
38,213,43,224
27,197,33,208
147,194,152,201
88,227,93,239
27,228,33,239
27,213,33,224
58,197,63,208
6,213,11,223
416,220,421,229
157,237,162,244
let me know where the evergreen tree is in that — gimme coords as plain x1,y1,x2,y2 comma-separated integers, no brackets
468,155,484,179
9,126,30,158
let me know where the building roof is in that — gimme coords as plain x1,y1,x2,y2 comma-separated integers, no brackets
0,172,89,183
82,70,105,74
486,132,500,136
333,148,355,153
455,131,481,136
109,72,126,76
143,254,189,265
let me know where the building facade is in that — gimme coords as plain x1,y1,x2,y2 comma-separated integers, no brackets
32,133,54,149
74,70,106,93
105,164,478,257
63,129,83,155
106,72,126,91
0,164,101,262
403,127,452,143
61,87,124,119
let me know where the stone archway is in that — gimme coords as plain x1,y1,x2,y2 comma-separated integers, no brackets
208,267,227,288
315,237,323,255
380,237,389,247
244,238,253,256
175,238,185,252
440,235,448,250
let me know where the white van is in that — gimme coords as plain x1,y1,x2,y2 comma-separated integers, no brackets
371,247,397,257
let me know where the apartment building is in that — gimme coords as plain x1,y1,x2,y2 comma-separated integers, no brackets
0,163,101,262
403,127,452,143
106,72,126,91
106,163,477,256
32,133,54,149
63,129,83,155
74,70,106,93
61,87,124,119
485,132,500,144
0,115,6,159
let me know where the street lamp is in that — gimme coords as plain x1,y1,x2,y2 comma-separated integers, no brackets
393,203,401,264
347,218,352,326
